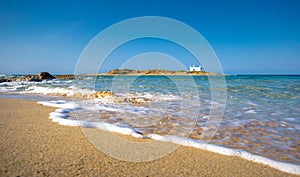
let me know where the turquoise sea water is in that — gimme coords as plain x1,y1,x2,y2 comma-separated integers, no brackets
0,75,299,166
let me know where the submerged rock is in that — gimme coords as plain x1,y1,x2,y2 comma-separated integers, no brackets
94,91,113,98
129,97,150,105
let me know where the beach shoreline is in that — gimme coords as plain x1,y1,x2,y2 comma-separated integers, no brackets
0,98,298,176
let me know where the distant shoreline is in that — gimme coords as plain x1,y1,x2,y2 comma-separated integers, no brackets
87,69,223,76
2,70,300,83
0,69,223,83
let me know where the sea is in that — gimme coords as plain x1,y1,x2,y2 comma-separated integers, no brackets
0,74,299,174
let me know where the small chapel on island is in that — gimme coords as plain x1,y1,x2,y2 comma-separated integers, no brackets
189,64,203,72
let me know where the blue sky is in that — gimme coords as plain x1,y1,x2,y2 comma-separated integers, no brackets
0,0,299,74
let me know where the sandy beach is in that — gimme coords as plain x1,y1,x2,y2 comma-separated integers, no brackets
0,98,297,176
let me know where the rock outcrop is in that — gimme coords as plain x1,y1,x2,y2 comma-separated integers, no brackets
0,79,11,83
0,72,76,83
54,75,74,80
39,72,55,80
23,75,41,82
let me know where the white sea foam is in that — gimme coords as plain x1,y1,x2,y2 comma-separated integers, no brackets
24,85,98,99
38,100,300,175
0,74,7,78
38,100,80,109
0,81,27,92
0,80,86,97
38,100,145,138
26,86,72,95
245,110,257,114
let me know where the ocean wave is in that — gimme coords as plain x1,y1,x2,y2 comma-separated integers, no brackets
0,74,7,78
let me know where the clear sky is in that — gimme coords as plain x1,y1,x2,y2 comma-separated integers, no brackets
0,0,299,74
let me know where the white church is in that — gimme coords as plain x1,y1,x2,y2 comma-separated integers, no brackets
189,64,203,72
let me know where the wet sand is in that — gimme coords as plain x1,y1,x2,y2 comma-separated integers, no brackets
0,98,297,176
